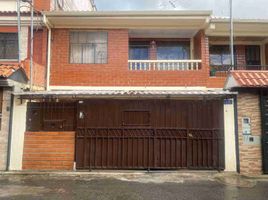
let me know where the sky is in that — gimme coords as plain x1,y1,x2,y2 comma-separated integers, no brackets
94,0,268,19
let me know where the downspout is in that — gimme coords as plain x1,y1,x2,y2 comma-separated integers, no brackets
43,14,52,91
17,0,21,63
6,91,14,171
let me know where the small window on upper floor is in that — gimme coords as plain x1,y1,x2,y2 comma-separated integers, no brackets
209,45,232,66
69,31,108,64
0,33,18,60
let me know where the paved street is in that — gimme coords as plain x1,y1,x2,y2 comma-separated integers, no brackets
0,172,268,200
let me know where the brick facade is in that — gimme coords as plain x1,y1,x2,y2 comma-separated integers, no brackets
34,0,51,11
23,28,48,87
50,29,210,87
237,92,262,175
0,88,12,170
22,132,75,170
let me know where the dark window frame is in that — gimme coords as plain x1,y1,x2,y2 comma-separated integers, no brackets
209,45,234,66
0,33,18,60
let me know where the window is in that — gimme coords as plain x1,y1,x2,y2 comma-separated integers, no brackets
157,42,190,60
246,45,261,66
70,32,108,64
122,110,150,126
0,33,18,60
129,41,150,60
209,45,232,66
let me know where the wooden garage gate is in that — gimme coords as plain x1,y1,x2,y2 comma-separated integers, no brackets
75,99,225,170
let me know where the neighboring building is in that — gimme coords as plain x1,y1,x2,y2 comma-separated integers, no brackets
0,0,94,171
226,71,268,175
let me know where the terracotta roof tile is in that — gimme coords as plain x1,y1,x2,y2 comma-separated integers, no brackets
0,63,22,78
231,70,268,87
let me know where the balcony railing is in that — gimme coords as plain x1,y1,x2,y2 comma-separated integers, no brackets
128,60,202,71
210,65,268,77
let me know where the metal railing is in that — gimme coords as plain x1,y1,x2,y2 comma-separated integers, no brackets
210,65,268,77
128,60,202,71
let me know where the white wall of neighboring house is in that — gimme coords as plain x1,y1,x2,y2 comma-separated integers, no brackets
20,26,29,61
51,0,94,11
0,0,30,12
9,98,27,170
224,99,237,172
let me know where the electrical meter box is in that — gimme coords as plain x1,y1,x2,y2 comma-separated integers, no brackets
242,117,251,135
242,117,260,145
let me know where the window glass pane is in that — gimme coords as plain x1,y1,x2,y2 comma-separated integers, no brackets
209,45,231,66
95,43,108,63
82,44,94,63
210,54,222,65
5,40,18,59
157,42,190,60
222,54,231,65
70,44,82,63
0,33,18,60
70,31,108,64
129,42,149,60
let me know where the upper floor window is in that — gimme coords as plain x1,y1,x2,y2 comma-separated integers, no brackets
246,45,261,66
157,41,190,60
129,41,150,60
0,33,18,60
209,45,232,66
70,32,108,64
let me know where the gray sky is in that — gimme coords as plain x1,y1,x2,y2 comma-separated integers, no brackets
95,0,268,19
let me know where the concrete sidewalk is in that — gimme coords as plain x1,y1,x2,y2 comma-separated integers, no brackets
0,170,265,187
1,172,268,200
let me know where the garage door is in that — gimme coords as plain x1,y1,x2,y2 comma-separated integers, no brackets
75,99,224,170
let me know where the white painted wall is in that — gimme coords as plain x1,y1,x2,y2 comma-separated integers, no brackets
224,99,237,172
0,0,30,12
20,26,29,61
9,97,27,171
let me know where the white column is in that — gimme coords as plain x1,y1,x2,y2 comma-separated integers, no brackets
224,98,237,172
9,97,27,171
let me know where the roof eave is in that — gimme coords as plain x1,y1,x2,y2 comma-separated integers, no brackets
43,10,212,29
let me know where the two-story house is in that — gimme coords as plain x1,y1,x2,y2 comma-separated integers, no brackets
0,0,94,171
9,10,234,172
5,9,268,175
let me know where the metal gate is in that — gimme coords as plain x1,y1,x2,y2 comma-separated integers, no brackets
261,92,268,174
75,127,224,170
75,99,225,170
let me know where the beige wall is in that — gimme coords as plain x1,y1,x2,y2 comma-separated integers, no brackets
0,88,12,171
224,99,237,172
237,92,262,175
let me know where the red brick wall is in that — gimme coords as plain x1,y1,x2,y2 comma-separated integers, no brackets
0,27,17,33
235,45,246,66
23,132,75,170
34,0,51,11
24,28,47,87
194,31,210,72
50,29,209,87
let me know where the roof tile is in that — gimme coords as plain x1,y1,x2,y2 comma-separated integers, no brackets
231,71,268,87
0,63,22,78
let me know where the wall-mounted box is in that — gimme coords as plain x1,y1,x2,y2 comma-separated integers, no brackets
243,135,261,145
